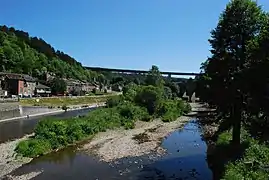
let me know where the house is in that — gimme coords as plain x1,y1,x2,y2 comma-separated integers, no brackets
65,79,83,95
0,76,7,97
1,73,25,97
35,83,51,97
0,72,37,97
81,82,98,92
22,75,36,97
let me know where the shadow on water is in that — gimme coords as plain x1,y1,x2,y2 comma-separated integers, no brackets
0,107,97,143
7,119,213,180
134,120,213,180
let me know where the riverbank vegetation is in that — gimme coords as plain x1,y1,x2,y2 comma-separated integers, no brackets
208,130,269,179
16,66,191,158
19,93,118,107
196,0,269,179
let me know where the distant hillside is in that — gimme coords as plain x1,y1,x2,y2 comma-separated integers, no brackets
0,25,96,81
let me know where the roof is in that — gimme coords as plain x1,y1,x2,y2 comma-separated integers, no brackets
23,74,36,82
36,83,50,89
5,73,24,80
0,72,36,82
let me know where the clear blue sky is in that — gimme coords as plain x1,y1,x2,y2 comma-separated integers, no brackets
1,0,269,73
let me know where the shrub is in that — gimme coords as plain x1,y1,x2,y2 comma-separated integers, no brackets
16,139,51,157
106,95,123,108
123,83,138,102
214,130,269,180
157,99,191,122
62,104,68,111
176,100,191,114
162,111,178,122
121,118,135,130
135,85,163,115
117,102,149,121
66,121,85,142
163,86,173,99
216,131,232,146
141,114,152,122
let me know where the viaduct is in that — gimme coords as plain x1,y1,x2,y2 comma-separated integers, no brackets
84,66,200,77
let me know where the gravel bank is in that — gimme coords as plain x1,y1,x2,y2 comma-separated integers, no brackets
3,171,42,180
83,116,192,162
0,135,33,178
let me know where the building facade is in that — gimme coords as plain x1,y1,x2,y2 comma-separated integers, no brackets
0,73,37,97
35,83,51,97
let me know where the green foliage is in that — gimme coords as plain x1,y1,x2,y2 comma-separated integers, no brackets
164,82,180,98
49,77,67,95
17,101,154,157
16,139,51,157
20,94,117,106
121,118,135,130
219,131,269,180
216,131,232,146
134,85,163,115
117,102,149,121
0,25,96,82
145,65,164,87
158,99,190,122
198,0,268,144
123,82,138,102
106,95,123,108
163,86,173,99
176,99,192,114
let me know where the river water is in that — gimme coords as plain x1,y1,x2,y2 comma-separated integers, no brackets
7,120,213,180
0,107,97,143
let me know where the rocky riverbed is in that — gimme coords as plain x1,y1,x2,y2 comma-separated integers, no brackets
0,135,33,178
83,116,191,162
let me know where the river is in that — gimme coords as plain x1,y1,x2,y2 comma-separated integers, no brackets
0,107,97,143
6,120,213,180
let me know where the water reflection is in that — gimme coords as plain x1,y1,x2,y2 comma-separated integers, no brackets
0,108,96,143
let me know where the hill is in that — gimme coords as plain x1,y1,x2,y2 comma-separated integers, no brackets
0,25,96,82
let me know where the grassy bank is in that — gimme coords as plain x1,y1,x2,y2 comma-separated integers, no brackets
19,94,118,107
16,97,191,157
209,130,269,179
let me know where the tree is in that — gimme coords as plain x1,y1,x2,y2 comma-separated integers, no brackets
122,82,138,102
163,86,173,99
145,65,164,87
243,18,269,136
50,78,67,95
135,85,163,115
201,0,267,145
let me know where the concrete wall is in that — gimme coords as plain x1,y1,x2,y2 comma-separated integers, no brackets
0,103,57,120
0,102,21,120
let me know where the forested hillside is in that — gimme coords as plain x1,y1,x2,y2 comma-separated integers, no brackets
0,25,96,81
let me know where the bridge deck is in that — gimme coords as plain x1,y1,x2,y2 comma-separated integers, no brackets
84,66,200,76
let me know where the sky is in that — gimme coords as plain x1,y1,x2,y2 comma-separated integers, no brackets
1,0,269,73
